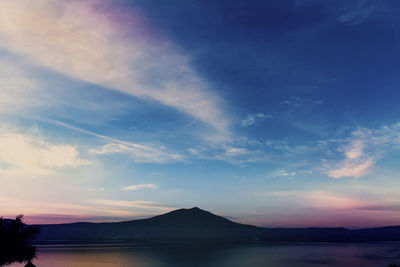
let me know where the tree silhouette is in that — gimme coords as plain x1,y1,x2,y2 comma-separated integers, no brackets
0,215,39,266
389,264,399,267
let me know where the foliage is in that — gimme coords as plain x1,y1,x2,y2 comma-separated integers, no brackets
0,215,39,266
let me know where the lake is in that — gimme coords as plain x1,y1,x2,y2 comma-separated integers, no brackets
8,243,400,267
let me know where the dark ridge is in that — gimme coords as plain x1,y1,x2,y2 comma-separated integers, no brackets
32,207,400,244
142,207,245,227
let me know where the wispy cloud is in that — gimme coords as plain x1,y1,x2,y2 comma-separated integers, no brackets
324,123,400,178
44,119,184,164
263,190,384,211
0,195,165,224
193,144,271,165
0,57,56,115
0,126,91,176
193,120,400,176
337,0,376,25
185,120,400,173
241,113,272,127
344,139,364,159
121,184,158,191
0,0,230,136
88,199,172,212
328,157,375,179
276,170,298,177
91,143,183,163
327,139,375,178
248,187,400,227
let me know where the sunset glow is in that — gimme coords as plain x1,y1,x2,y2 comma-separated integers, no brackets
1,0,400,228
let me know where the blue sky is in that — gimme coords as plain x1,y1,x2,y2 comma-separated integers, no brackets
1,0,400,227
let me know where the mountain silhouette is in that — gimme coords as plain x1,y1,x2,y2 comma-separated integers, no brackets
143,207,251,228
34,207,400,244
36,207,259,243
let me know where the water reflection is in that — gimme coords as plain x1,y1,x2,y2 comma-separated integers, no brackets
8,243,400,267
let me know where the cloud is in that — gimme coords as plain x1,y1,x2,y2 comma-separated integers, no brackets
121,184,158,191
0,58,47,114
328,157,375,178
304,191,376,210
0,0,230,135
327,138,375,178
253,188,400,227
344,139,364,159
44,119,184,164
210,145,270,165
276,170,297,177
88,188,105,192
186,121,400,171
0,195,167,224
324,123,400,178
337,0,375,25
264,190,381,210
88,199,172,212
0,126,91,176
241,113,272,127
91,143,183,163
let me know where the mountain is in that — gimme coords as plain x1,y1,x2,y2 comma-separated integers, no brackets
36,207,260,243
34,207,400,244
353,226,400,241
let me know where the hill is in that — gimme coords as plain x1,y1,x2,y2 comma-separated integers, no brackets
34,207,400,244
36,207,260,243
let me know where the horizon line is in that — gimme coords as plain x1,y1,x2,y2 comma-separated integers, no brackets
3,207,400,230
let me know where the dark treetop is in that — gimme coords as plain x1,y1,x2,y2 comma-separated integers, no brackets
0,215,39,266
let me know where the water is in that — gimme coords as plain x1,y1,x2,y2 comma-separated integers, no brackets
8,243,400,267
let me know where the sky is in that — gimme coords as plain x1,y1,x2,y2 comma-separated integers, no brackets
1,0,400,228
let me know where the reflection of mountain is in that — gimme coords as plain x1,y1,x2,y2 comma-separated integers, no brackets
35,207,400,244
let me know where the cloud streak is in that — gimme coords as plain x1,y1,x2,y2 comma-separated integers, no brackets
88,199,172,212
263,190,390,211
121,184,158,191
91,143,183,163
42,119,184,163
0,0,230,135
0,195,171,224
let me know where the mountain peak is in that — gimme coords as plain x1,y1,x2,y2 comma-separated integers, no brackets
179,207,207,214
145,207,242,229
160,207,214,218
177,207,204,212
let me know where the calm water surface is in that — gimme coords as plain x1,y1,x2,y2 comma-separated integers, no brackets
9,243,400,267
